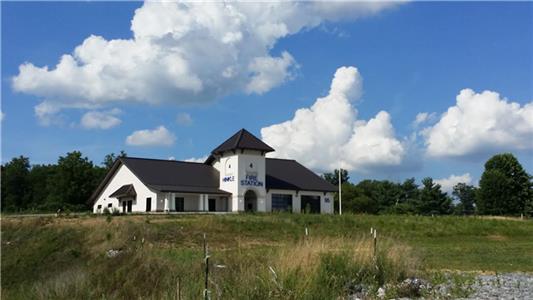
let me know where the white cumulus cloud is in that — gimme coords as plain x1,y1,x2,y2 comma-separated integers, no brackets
261,66,406,173
11,2,400,124
434,173,473,194
423,89,533,158
80,108,121,129
126,125,176,147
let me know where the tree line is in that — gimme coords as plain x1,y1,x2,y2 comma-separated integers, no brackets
1,151,126,212
322,153,533,216
1,151,532,216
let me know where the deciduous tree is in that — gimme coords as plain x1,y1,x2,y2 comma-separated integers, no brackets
477,153,532,215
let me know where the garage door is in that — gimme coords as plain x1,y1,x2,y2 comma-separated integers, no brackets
300,195,320,213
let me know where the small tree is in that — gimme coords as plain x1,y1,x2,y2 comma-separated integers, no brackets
477,153,532,216
452,183,476,215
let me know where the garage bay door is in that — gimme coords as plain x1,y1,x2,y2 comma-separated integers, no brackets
300,195,320,213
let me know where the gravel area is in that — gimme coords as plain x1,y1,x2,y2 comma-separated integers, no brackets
461,273,533,300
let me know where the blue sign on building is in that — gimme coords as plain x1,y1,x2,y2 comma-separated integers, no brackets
240,174,264,187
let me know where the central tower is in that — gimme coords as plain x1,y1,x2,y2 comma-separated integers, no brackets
206,129,274,212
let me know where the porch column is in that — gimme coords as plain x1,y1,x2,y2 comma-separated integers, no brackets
198,194,204,211
170,192,175,211
164,192,170,212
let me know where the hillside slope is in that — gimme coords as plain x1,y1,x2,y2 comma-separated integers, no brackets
2,214,532,299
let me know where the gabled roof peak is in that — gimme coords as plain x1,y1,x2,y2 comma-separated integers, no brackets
211,128,274,155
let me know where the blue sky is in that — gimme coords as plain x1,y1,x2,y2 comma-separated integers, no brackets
2,2,532,190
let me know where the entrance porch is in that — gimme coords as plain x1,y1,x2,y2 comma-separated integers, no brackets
154,192,231,213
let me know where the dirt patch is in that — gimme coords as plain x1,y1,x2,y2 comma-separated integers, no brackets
486,234,508,241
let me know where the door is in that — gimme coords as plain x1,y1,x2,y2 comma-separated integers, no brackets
122,201,126,213
146,197,151,212
244,190,257,212
175,197,184,212
208,198,216,212
127,200,133,213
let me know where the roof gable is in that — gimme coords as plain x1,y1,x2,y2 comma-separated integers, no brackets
109,184,136,198
211,128,274,155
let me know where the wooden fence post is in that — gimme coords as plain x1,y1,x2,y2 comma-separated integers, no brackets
203,233,209,300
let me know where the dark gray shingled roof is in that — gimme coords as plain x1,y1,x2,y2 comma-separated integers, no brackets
109,184,136,198
265,158,337,192
211,128,274,155
120,157,230,195
88,157,230,203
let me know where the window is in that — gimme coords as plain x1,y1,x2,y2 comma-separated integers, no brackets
225,158,233,175
108,203,112,208
97,205,102,210
271,194,292,212
146,197,152,212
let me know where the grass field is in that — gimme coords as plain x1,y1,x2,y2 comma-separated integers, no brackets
2,213,532,299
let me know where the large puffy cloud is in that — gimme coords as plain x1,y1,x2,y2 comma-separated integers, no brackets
125,125,176,147
261,66,406,173
434,173,473,194
423,89,533,158
12,2,400,124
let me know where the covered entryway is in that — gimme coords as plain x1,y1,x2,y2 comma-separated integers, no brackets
244,190,257,212
110,184,136,214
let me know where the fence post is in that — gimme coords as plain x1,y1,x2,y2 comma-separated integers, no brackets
203,233,210,300
373,229,377,258
176,276,181,300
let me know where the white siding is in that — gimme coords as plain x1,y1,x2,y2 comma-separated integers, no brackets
215,149,267,212
93,164,157,213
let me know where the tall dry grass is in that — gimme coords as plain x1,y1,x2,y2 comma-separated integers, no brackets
2,215,422,299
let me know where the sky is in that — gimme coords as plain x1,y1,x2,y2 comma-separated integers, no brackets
2,1,532,191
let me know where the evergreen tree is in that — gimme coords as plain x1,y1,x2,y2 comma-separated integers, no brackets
392,178,419,214
417,177,452,215
452,183,476,215
477,153,532,215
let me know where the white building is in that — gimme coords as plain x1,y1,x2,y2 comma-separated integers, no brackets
91,129,336,214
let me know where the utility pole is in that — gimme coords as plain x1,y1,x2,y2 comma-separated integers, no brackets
338,167,342,215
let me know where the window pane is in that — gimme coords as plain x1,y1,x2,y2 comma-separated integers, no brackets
272,194,292,212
